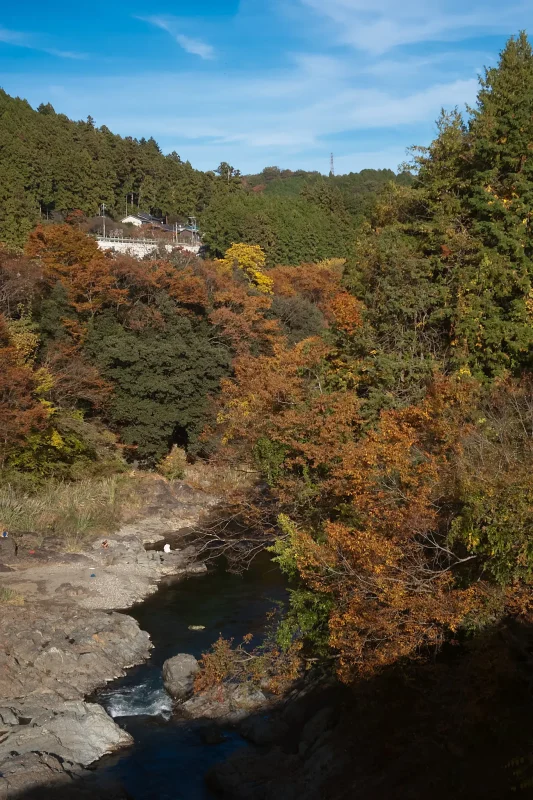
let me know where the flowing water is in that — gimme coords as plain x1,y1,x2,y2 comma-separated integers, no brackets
93,552,288,800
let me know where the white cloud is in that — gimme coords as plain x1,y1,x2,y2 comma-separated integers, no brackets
43,48,88,60
175,34,214,60
176,33,215,59
0,26,86,59
139,16,215,60
300,0,529,54
1,0,508,173
11,55,478,159
0,27,25,45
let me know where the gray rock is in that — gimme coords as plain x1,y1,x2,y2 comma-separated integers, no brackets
180,687,231,720
0,752,84,798
0,606,151,702
0,750,131,799
0,707,18,725
162,653,199,700
0,701,132,767
231,683,267,712
181,682,268,721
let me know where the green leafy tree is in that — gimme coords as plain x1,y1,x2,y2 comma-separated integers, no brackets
84,302,230,462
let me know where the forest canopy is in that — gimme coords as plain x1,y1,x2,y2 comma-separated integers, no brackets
0,88,408,264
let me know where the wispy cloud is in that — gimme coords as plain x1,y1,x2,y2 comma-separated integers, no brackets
175,34,215,60
43,48,88,60
299,0,526,54
0,27,27,46
10,54,478,166
0,25,87,59
139,16,215,60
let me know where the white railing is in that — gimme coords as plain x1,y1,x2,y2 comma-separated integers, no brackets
94,236,200,256
94,234,201,246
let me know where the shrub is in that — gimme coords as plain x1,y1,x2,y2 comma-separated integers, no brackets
157,445,187,480
6,412,125,482
194,629,304,696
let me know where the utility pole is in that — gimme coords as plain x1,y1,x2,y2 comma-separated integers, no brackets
330,153,335,177
101,203,106,238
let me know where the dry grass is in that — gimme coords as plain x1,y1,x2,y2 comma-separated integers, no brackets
184,461,257,496
0,586,24,605
0,475,142,551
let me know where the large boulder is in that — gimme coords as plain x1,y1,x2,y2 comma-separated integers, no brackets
162,653,199,700
0,701,132,767
0,752,86,799
0,750,130,799
298,706,337,757
181,682,268,722
0,606,151,702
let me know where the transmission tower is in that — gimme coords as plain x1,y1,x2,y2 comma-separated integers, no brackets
330,153,335,176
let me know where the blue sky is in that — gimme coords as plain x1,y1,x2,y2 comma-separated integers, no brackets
1,1,532,175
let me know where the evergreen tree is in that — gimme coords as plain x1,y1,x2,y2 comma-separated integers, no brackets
84,302,230,462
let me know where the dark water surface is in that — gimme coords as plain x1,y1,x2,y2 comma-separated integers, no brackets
94,553,288,800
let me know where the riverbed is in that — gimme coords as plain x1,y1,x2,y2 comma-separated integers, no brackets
93,553,288,799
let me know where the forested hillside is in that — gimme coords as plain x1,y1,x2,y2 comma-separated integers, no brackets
0,228,356,480
244,165,413,216
0,89,407,264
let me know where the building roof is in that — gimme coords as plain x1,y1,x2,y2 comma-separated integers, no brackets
121,212,164,225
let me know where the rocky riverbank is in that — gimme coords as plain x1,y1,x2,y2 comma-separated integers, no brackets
0,476,218,798
159,653,350,800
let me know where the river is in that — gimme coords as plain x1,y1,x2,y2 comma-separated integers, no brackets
92,551,288,800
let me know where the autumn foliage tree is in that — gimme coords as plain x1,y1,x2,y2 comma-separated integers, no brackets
26,225,128,315
207,34,533,685
0,315,47,465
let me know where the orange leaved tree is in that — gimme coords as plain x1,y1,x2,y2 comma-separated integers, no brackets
25,225,128,315
0,315,47,466
214,322,485,679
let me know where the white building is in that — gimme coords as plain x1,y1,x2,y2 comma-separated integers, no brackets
121,212,163,227
121,214,143,227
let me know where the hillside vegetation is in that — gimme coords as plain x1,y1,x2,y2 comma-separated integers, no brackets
0,89,407,264
200,32,533,685
3,32,533,723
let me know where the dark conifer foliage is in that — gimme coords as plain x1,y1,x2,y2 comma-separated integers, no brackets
0,89,408,264
0,89,211,246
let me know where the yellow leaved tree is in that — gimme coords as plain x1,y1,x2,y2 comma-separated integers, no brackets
217,243,273,294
